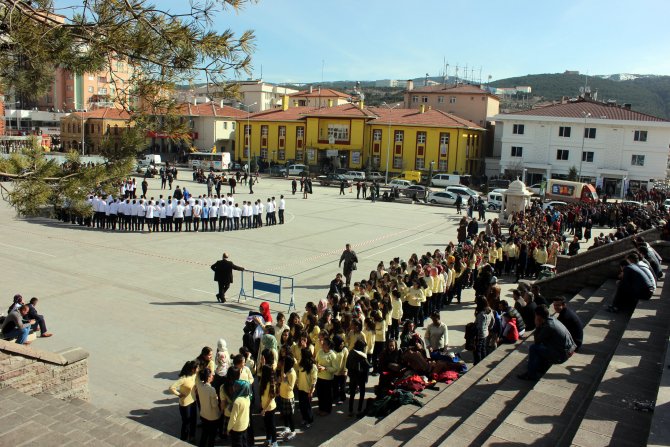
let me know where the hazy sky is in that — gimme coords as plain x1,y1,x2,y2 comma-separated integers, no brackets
57,0,670,83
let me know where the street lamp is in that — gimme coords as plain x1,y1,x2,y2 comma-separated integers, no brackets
240,102,257,172
381,102,401,184
578,111,591,180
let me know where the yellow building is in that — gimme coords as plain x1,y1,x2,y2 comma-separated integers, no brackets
236,99,485,175
60,108,132,154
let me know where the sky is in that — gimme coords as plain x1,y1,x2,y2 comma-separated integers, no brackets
56,0,670,84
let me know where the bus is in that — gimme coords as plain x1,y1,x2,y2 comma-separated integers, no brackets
188,152,231,171
545,179,598,203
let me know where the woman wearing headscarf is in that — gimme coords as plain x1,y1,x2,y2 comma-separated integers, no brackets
168,361,197,442
227,380,252,447
214,339,230,391
259,302,273,324
257,333,278,376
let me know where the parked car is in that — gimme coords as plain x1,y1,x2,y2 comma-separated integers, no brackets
445,185,479,201
366,171,385,182
401,185,430,201
487,190,505,210
542,200,568,211
663,199,670,210
528,183,543,195
342,171,366,181
317,173,352,187
387,179,412,189
279,164,309,176
394,170,422,184
427,191,458,205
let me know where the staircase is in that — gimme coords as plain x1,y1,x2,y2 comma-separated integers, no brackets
325,263,670,447
0,387,189,446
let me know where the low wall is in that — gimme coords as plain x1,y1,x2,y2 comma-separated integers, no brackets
556,227,661,273
535,240,670,300
0,340,89,401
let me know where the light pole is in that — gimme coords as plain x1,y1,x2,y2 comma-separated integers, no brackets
578,111,591,181
381,102,401,184
80,109,87,156
240,102,257,172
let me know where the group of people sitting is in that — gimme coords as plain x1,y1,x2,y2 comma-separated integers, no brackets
55,191,286,233
1,294,52,345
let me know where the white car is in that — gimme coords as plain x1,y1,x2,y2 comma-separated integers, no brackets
663,199,670,210
427,191,458,205
445,186,479,201
366,171,385,182
388,179,412,189
342,171,366,181
528,183,543,195
279,164,309,176
542,200,568,211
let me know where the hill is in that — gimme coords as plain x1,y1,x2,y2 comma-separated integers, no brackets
489,73,670,119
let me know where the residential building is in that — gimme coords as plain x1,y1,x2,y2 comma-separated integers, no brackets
289,87,351,109
60,108,132,154
179,80,298,112
491,98,670,196
403,81,500,128
235,98,485,175
4,109,67,150
374,79,408,88
147,102,247,156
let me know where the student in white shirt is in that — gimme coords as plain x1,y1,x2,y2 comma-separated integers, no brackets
184,201,193,232
173,200,185,232
192,200,202,232
165,198,174,232
145,200,154,232
138,199,147,231
234,204,241,230
208,203,218,232
159,203,167,231
226,201,234,231
278,195,286,224
218,202,227,231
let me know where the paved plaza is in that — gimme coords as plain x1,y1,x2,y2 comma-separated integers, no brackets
0,171,596,445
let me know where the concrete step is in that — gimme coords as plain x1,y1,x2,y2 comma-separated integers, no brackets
428,282,615,447
349,285,601,447
0,387,188,447
571,274,670,447
475,274,655,447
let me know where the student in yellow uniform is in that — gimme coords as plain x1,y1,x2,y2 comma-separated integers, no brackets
195,346,215,374
390,289,403,340
227,380,252,447
345,319,367,351
278,356,297,440
296,347,317,427
332,335,349,404
315,337,338,415
195,367,221,447
406,279,426,325
169,361,197,442
259,358,278,447
371,310,387,374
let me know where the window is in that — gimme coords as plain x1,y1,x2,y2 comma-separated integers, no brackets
421,96,428,103
278,149,285,160
512,124,525,135
87,86,94,93
232,122,235,129
327,124,349,141
417,131,426,144
295,150,303,161
437,96,444,103
584,127,596,139
223,122,227,129
449,97,456,104
438,159,448,171
373,129,382,141
556,149,569,160
244,125,250,136
631,155,645,166
634,130,648,142
416,158,425,169
98,88,107,95
261,126,268,137
371,155,380,168
412,96,418,103
393,156,403,169
511,146,523,157
559,126,571,137
66,85,73,91
394,130,404,142
98,76,107,83
296,127,304,138
582,151,594,162
278,126,286,137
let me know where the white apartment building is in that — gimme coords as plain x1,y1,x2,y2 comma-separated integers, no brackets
491,98,670,196
178,80,298,113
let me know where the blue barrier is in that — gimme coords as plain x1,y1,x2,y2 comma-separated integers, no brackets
238,270,295,312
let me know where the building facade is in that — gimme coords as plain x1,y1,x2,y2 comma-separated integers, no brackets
181,80,298,112
403,82,500,128
60,108,132,155
492,99,670,195
235,99,485,175
289,87,351,109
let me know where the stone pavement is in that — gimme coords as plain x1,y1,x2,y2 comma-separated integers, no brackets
0,172,602,445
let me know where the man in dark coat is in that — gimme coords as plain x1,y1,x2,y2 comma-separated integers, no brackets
553,297,584,350
339,244,358,287
210,253,245,303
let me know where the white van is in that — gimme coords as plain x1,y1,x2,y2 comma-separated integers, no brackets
431,173,461,187
487,190,505,210
343,171,366,181
138,154,162,168
279,164,309,176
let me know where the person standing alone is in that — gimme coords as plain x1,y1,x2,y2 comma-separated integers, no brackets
339,244,358,287
211,253,245,303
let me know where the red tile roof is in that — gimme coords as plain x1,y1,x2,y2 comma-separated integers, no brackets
246,106,314,122
408,83,496,96
367,107,483,129
69,108,131,120
505,99,668,122
289,88,350,99
177,103,247,118
303,103,378,119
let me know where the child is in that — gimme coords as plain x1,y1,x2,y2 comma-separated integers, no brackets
278,356,297,441
260,354,278,447
332,335,349,404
